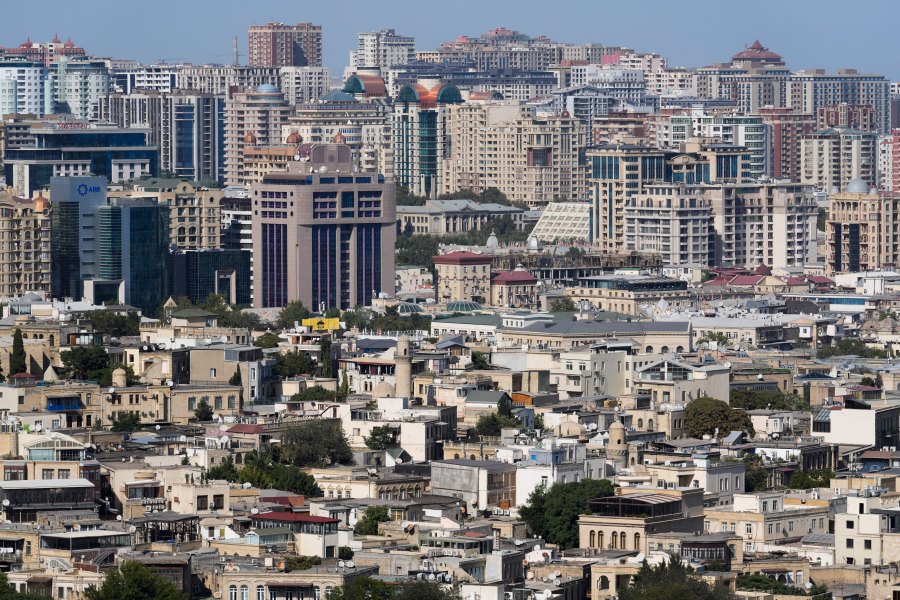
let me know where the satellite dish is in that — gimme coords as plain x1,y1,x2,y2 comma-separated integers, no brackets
635,553,645,562
128,525,137,533
250,507,259,514
427,573,436,582
116,515,123,521
1,499,9,507
346,561,354,568
73,523,81,531
542,591,553,600
533,544,541,552
155,424,161,430
338,560,345,568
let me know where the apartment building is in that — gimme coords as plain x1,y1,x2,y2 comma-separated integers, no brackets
757,108,816,182
623,184,711,265
433,251,493,304
354,30,415,74
223,85,291,186
826,181,900,274
440,102,589,206
801,127,877,191
789,69,890,133
0,192,51,298
248,22,323,67
564,275,693,316
278,66,330,105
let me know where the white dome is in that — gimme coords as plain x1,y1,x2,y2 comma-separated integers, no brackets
846,178,869,193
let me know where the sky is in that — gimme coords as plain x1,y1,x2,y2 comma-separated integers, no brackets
1,0,899,79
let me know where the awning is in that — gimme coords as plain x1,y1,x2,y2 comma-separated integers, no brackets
27,576,52,584
266,582,315,588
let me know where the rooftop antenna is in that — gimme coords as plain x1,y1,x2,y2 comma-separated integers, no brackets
232,36,240,66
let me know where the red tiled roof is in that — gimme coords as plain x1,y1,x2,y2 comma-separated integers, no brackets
860,450,892,460
227,424,266,434
491,271,537,284
433,251,493,265
806,276,833,284
729,275,765,286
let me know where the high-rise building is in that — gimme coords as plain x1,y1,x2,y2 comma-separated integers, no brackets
587,139,752,252
0,190,51,298
248,22,323,68
0,35,86,66
49,58,110,120
789,69,890,133
801,127,877,192
175,65,281,96
49,176,108,301
223,85,291,186
757,108,815,182
169,248,251,306
99,90,226,183
250,143,396,310
4,124,158,196
816,103,878,131
624,184,711,266
694,41,790,114
112,64,180,94
705,182,817,269
440,101,589,206
278,66,330,105
826,179,900,274
391,82,463,198
95,197,170,315
0,58,49,116
354,30,415,74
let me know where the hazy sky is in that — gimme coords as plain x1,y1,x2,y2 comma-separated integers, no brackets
1,0,899,79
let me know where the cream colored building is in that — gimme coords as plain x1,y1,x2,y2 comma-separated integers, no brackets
633,358,731,406
801,127,877,192
397,199,525,236
624,184,711,265
564,275,693,316
826,180,900,274
0,192,51,298
112,180,223,251
440,102,589,206
433,251,493,304
224,85,292,185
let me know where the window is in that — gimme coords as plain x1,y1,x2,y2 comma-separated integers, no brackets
58,469,70,479
768,524,773,535
197,496,209,510
230,586,237,600
846,539,854,548
745,523,752,535
241,586,249,600
762,501,768,512
847,520,855,529
865,540,872,550
210,368,217,378
42,469,53,480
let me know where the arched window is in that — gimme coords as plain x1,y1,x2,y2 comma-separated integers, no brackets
325,586,333,599
676,346,685,353
598,531,604,549
661,346,669,353
634,532,641,550
589,531,595,547
599,576,610,590
257,586,265,600
240,586,249,600
610,532,617,549
229,586,237,600
620,531,627,549
637,418,643,428
645,346,653,353
648,419,654,431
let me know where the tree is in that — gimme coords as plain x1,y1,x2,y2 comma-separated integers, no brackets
697,331,728,345
206,456,240,481
110,412,142,432
319,336,334,377
518,479,615,550
279,420,354,467
228,367,242,386
788,469,834,490
355,505,390,535
84,560,187,600
743,455,768,492
729,389,809,411
276,301,312,330
684,397,754,439
338,546,354,560
470,351,491,370
194,398,214,421
326,577,394,600
219,310,265,330
534,414,545,431
737,572,827,597
285,556,322,571
0,570,46,600
254,332,282,349
340,370,350,396
860,376,883,389
235,449,322,496
60,345,110,380
275,350,317,378
497,394,513,417
364,426,394,450
818,338,888,359
620,557,734,600
291,385,339,403
550,297,576,312
9,328,26,375
393,581,460,600
475,412,520,437
87,310,140,337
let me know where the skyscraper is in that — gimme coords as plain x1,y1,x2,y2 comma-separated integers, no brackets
248,22,323,68
251,143,396,310
224,85,291,186
49,176,108,301
354,30,415,75
0,190,51,298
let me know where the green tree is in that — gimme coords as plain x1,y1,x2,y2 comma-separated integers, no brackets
319,336,333,377
236,449,322,496
84,560,188,600
518,479,615,550
393,581,460,600
228,367,242,386
729,389,809,411
475,412,520,437
860,376,882,389
206,456,240,481
285,555,322,571
364,425,394,450
340,370,350,396
355,505,390,535
497,394,513,417
279,420,354,467
396,186,427,206
87,310,140,337
60,346,110,380
110,412,142,432
275,350,317,378
817,206,827,232
254,332,283,349
620,557,734,600
219,310,265,330
534,414,545,431
0,570,46,600
338,546,354,560
698,331,728,345
470,351,491,370
788,469,834,490
743,455,769,492
550,297,576,312
291,385,339,403
9,328,26,375
194,398,214,422
326,577,394,600
395,235,441,270
737,572,827,597
684,397,754,439
276,301,312,330
818,338,888,359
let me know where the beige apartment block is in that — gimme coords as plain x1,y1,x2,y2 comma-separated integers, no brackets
826,182,900,274
0,192,51,298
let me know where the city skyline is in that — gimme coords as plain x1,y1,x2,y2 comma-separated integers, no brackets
1,0,899,78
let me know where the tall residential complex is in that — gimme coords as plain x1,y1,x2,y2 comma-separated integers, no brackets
354,30,415,74
175,65,281,96
250,144,396,310
826,179,900,274
440,102,589,206
801,127,877,191
0,58,49,116
248,22,323,68
0,191,51,298
624,184,711,266
50,58,110,120
0,35,86,66
587,139,751,252
223,85,291,186
789,69,890,133
757,108,815,182
390,82,463,198
816,103,878,131
278,66,330,105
